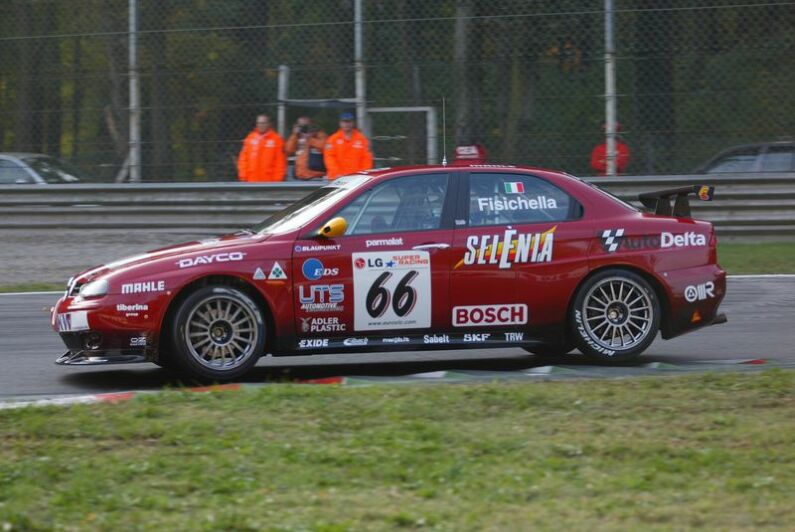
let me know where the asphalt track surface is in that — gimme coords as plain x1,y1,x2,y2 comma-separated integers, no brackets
1,277,793,399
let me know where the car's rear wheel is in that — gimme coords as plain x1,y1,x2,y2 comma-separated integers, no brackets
167,286,265,381
571,270,660,362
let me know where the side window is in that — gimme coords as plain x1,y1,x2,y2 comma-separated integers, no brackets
468,173,575,226
705,147,759,173
335,173,449,235
0,160,32,184
761,146,794,172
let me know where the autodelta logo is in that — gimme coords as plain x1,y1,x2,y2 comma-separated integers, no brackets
599,230,707,253
301,258,338,281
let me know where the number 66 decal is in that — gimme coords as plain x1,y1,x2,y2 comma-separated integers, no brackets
366,270,418,318
353,251,431,331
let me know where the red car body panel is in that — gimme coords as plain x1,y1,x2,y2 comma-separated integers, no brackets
52,165,726,365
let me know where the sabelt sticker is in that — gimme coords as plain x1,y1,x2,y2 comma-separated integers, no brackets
352,251,431,331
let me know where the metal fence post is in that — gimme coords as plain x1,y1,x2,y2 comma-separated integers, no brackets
277,65,290,139
604,0,617,177
128,0,141,183
354,0,368,137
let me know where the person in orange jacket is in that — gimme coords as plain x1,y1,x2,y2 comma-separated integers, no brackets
590,122,631,175
237,114,286,182
285,116,328,180
324,112,373,180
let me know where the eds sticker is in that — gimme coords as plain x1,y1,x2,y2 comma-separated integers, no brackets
352,251,431,331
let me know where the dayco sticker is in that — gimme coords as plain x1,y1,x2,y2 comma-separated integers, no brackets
456,226,555,269
177,252,246,269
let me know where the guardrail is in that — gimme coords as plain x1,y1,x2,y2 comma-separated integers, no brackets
2,174,794,238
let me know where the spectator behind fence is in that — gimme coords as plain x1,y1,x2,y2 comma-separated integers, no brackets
324,112,373,180
285,116,328,180
590,122,631,176
237,114,286,182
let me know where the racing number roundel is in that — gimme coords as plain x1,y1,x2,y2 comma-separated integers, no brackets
352,251,431,331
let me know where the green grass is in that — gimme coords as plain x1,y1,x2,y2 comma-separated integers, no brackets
718,242,795,274
1,371,793,530
0,283,61,293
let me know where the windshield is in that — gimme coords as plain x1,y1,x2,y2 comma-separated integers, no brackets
251,175,370,234
22,156,87,183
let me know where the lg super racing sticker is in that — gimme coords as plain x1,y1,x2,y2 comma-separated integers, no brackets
352,251,431,331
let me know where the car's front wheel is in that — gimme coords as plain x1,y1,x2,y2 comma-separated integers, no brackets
166,286,265,381
571,270,660,362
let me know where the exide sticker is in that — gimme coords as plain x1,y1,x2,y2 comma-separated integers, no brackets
453,304,528,327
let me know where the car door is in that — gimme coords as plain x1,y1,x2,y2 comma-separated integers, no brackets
291,172,456,350
450,171,590,340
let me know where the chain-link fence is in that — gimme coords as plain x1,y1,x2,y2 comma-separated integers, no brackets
0,0,793,181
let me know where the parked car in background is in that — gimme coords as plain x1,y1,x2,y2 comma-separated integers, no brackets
0,153,92,184
695,141,795,174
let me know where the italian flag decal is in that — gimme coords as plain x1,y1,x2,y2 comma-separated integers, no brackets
504,182,525,194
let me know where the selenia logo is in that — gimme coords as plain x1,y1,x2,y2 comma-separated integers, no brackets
661,232,707,248
456,226,555,269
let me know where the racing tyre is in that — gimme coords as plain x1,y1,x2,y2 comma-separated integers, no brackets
167,286,265,381
571,270,660,363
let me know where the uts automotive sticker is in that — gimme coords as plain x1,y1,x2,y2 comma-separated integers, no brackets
456,226,555,269
352,251,431,331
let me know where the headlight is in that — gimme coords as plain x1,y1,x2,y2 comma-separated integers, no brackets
79,279,108,298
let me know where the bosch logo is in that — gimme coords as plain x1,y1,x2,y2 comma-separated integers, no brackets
302,258,338,280
453,304,528,327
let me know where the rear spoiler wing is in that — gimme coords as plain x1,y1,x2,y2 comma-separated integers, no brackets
638,185,715,217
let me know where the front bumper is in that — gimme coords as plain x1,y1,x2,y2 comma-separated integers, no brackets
52,294,161,366
56,350,148,365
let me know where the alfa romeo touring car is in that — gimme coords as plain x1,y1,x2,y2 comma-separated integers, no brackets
52,165,726,380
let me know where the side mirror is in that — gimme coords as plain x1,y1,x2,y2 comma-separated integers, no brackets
317,217,347,238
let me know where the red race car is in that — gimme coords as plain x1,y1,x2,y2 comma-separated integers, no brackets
52,165,726,380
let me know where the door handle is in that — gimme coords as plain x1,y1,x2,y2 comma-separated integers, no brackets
412,243,450,250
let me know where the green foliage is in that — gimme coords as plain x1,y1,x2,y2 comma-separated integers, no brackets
0,1,792,180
